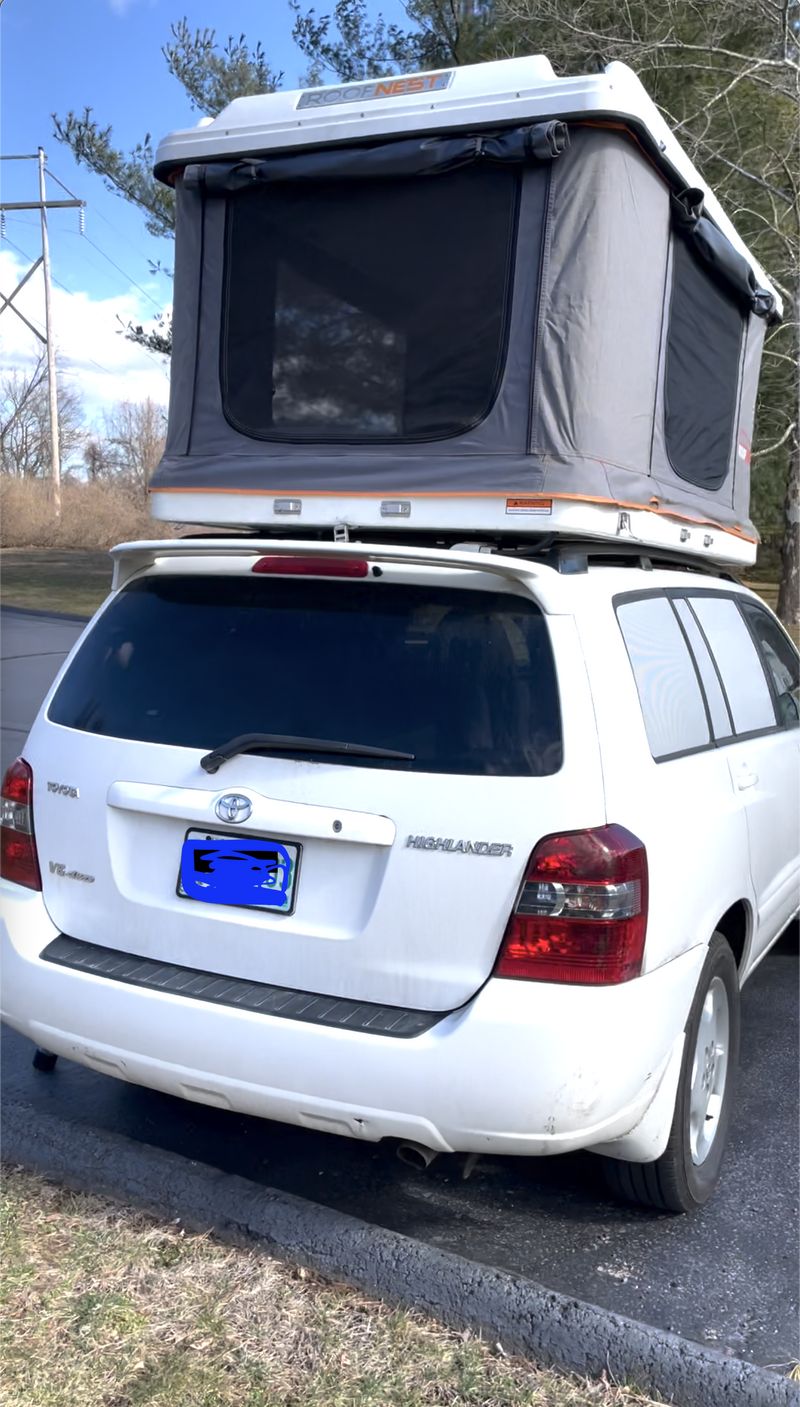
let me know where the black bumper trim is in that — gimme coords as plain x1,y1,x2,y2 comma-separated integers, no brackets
41,934,448,1038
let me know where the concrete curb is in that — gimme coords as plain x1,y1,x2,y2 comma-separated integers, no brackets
3,1098,796,1407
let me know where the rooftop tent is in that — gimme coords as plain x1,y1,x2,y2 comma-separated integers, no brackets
150,56,780,566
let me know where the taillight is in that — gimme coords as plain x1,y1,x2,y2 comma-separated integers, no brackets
252,556,369,578
495,824,647,986
1,758,42,891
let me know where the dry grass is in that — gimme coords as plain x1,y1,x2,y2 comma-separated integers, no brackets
0,1167,664,1407
0,479,177,552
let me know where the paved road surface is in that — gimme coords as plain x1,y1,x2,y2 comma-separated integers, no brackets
0,608,84,774
2,606,798,1369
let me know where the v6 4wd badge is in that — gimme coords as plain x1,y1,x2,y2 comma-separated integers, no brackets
49,862,95,883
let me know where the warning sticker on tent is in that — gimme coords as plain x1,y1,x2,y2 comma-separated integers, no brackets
297,72,454,109
505,498,553,515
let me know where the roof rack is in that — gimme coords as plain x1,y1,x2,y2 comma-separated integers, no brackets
174,528,738,581
509,538,740,581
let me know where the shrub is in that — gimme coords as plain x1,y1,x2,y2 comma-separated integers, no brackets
0,479,180,549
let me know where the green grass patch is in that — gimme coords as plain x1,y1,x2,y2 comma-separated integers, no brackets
0,550,112,617
0,1166,663,1407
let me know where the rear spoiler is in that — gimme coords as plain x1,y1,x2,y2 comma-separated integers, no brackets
109,538,555,593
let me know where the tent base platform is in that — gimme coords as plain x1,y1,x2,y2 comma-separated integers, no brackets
149,492,757,570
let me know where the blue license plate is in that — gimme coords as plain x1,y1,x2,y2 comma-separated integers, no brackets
179,830,300,914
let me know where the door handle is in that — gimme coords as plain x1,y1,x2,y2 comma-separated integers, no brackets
735,768,759,791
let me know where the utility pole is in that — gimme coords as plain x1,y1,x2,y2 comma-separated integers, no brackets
38,150,61,516
0,151,84,518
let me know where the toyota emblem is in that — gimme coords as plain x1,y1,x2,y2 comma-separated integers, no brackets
214,793,252,824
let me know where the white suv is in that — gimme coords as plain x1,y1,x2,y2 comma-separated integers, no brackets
2,537,798,1212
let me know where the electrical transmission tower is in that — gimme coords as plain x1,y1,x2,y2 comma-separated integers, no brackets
0,149,84,516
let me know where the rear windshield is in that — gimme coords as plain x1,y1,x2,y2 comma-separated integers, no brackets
48,576,562,777
221,166,519,442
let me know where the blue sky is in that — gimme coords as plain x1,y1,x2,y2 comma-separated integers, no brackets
0,0,406,424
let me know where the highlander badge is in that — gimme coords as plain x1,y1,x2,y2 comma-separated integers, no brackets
406,836,513,856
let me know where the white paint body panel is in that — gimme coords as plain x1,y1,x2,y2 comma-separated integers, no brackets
1,543,797,1159
1,881,704,1156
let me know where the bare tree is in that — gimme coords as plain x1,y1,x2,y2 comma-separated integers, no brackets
0,355,85,479
99,397,167,497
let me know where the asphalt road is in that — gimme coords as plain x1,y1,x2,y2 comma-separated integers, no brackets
2,605,798,1370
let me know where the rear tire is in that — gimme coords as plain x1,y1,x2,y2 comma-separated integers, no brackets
602,932,740,1213
32,1048,58,1073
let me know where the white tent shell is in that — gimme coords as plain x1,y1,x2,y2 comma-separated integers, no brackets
150,56,781,567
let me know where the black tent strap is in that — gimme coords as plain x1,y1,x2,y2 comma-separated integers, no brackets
182,122,569,193
671,187,774,320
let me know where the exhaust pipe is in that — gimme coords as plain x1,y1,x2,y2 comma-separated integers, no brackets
396,1140,440,1171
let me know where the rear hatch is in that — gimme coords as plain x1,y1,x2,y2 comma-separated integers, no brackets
26,547,605,1011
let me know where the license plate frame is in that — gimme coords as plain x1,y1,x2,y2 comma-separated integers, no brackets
177,828,301,916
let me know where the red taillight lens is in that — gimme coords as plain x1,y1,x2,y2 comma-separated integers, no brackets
495,824,647,986
252,556,369,578
1,758,42,891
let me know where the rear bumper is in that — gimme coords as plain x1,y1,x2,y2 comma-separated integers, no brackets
1,882,704,1157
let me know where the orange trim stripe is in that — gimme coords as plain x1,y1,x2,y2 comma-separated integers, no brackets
149,486,756,543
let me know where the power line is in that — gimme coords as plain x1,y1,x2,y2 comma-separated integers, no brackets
78,231,165,315
2,159,171,386
5,167,167,317
9,216,168,339
0,150,85,512
1,232,165,387
43,162,168,315
0,239,48,338
55,168,166,273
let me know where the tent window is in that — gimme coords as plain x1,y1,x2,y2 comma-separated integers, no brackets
220,165,522,442
664,238,745,490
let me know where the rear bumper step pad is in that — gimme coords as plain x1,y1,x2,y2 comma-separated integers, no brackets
41,934,447,1039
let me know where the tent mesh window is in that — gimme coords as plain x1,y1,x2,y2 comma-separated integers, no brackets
664,238,746,491
221,165,520,442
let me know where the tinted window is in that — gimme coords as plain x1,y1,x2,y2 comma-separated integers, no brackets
617,596,710,759
222,165,521,441
49,577,562,777
665,238,745,490
740,602,799,729
672,597,733,740
688,596,776,734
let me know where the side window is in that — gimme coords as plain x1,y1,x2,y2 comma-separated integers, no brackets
739,602,799,729
688,596,776,735
616,596,710,760
664,238,745,490
672,598,733,740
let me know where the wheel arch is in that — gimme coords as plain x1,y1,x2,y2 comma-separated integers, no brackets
713,899,752,976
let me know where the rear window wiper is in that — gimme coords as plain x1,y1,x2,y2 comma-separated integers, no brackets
200,732,415,773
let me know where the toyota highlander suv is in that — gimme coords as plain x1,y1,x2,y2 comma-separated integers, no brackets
2,536,798,1212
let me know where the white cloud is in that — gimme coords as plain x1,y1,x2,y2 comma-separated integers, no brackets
107,0,147,15
0,247,170,437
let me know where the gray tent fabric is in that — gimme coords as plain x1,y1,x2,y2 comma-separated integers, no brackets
530,128,670,488
153,122,770,542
